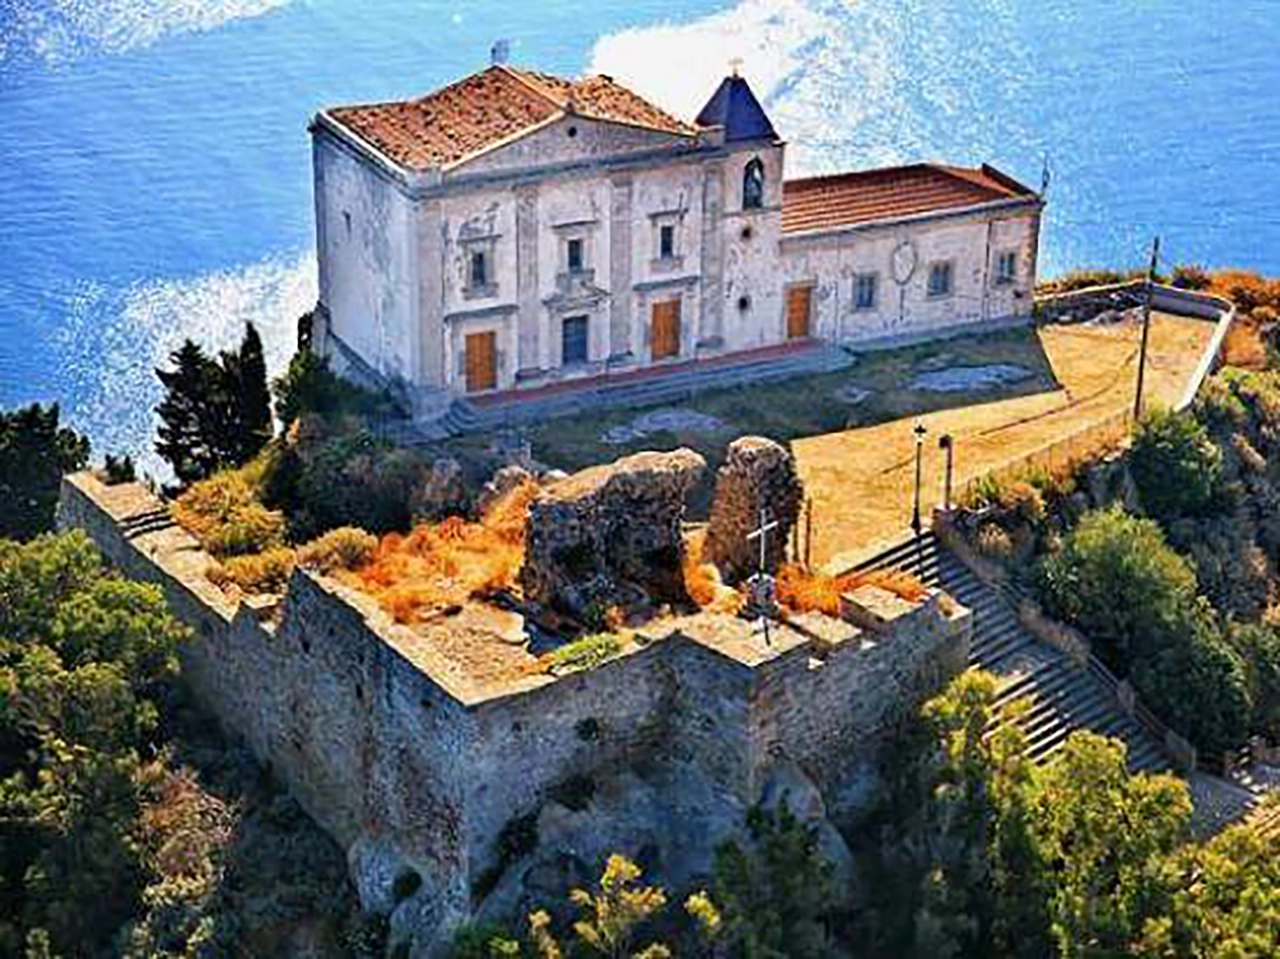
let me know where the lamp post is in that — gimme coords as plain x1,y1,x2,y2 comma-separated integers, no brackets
912,422,927,571
939,433,954,512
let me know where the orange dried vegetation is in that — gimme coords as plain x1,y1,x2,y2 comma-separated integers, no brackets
1208,269,1280,368
776,563,929,617
346,479,539,625
682,529,744,614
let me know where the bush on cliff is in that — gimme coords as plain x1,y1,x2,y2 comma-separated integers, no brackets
1036,507,1250,753
272,348,384,428
0,532,187,954
1129,408,1225,523
0,402,90,541
170,455,286,558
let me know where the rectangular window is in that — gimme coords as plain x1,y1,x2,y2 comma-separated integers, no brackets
469,250,488,289
995,251,1017,285
659,224,676,260
562,315,589,365
854,273,878,311
567,238,585,274
928,261,953,298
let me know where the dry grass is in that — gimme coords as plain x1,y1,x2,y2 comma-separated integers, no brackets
345,479,538,625
172,458,286,558
795,313,1215,567
207,546,297,595
776,563,928,616
681,528,745,614
1206,269,1280,368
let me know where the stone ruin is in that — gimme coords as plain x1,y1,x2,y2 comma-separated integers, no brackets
704,436,805,584
521,448,706,617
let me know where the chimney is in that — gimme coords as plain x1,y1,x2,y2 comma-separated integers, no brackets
490,39,510,66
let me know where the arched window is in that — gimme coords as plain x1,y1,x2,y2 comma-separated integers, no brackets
742,157,765,210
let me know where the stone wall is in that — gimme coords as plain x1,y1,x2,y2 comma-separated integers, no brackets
59,472,969,955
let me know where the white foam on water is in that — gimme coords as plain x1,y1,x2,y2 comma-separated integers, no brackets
587,0,1037,177
55,251,316,480
1,0,292,64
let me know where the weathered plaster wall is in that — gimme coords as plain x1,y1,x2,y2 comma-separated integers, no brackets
779,209,1038,346
314,130,419,385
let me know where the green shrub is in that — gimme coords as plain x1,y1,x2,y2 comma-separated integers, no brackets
291,432,426,538
208,547,297,594
547,633,623,674
272,348,384,427
295,526,378,574
103,453,136,485
1129,409,1224,522
1037,507,1249,752
1232,623,1280,740
1170,264,1212,290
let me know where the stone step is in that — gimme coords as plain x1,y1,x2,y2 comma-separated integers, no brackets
858,532,1170,775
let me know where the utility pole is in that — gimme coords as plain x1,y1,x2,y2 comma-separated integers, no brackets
1133,235,1161,421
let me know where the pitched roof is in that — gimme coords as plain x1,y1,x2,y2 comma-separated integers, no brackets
326,65,697,171
695,74,777,142
782,163,1038,234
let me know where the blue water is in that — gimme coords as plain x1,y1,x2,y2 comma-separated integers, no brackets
2,0,1279,473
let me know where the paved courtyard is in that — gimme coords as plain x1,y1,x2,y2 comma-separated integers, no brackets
794,312,1217,570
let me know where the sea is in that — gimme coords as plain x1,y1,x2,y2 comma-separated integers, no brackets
2,0,1279,475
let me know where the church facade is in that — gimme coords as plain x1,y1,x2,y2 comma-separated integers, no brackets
310,63,1044,416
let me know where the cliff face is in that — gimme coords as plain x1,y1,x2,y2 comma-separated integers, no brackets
59,471,969,956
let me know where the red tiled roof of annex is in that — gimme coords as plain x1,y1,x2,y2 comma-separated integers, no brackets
781,164,1038,234
327,65,697,170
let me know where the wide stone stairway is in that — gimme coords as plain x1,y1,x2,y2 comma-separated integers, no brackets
857,531,1169,774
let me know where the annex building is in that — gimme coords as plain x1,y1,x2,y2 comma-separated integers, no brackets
310,60,1044,419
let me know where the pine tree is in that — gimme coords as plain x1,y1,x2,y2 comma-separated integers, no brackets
155,325,274,486
0,402,90,540
154,340,225,485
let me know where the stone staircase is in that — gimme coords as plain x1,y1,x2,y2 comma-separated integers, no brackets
856,532,1168,774
396,341,855,442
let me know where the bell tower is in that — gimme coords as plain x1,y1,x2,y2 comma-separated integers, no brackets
694,69,786,352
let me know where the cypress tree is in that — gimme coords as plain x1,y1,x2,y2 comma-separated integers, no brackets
155,340,224,485
236,322,273,458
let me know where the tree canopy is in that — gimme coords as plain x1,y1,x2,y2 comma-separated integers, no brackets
0,403,89,541
155,323,273,486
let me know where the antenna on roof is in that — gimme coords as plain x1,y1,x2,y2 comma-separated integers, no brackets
491,39,511,66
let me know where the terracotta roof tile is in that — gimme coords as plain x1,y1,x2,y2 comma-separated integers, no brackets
782,164,1037,234
327,65,695,171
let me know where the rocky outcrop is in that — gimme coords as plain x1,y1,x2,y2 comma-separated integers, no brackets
477,464,533,518
704,437,804,584
521,449,706,616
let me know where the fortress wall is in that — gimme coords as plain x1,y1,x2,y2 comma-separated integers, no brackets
464,635,756,866
749,600,970,793
57,474,475,909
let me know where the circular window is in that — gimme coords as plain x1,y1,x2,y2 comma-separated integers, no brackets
567,125,578,138
737,295,752,312
741,225,754,241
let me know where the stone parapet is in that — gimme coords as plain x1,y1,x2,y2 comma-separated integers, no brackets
58,471,970,956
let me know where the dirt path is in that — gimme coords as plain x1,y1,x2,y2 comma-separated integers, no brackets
794,314,1217,571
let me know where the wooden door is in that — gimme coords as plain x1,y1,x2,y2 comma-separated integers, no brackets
787,285,813,339
651,300,681,360
464,331,497,393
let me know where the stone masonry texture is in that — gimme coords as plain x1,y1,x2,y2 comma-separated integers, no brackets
58,471,969,956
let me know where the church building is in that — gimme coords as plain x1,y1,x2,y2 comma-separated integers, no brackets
310,61,1044,418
